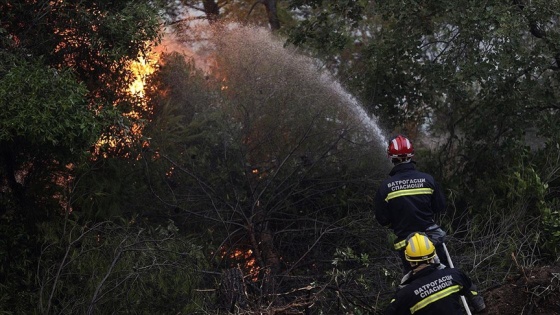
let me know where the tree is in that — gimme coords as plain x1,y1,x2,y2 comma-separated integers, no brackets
0,0,163,212
0,0,164,310
0,53,98,217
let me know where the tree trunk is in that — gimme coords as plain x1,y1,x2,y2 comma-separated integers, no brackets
262,0,280,31
203,0,220,23
251,204,282,300
219,267,248,313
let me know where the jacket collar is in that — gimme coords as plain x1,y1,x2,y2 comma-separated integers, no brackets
389,161,417,176
404,264,440,285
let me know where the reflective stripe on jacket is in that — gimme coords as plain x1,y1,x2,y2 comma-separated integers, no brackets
385,265,478,315
374,162,446,243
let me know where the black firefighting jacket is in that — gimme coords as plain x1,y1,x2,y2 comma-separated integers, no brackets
374,162,446,246
385,264,478,315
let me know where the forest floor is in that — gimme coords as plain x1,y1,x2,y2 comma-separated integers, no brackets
482,263,560,314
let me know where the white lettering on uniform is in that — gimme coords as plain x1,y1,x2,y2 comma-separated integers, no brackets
387,178,426,189
413,275,454,298
391,183,424,191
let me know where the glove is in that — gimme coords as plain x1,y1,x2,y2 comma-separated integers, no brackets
470,295,486,313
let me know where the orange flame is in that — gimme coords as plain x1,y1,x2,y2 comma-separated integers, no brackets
129,54,158,97
94,44,160,158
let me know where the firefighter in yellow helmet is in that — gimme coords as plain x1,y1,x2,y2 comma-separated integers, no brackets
385,233,486,315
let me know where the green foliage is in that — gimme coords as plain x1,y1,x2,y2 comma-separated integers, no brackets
285,0,372,70
71,157,154,220
36,216,207,314
0,55,99,157
533,141,560,258
0,0,164,215
0,1,172,313
541,206,560,258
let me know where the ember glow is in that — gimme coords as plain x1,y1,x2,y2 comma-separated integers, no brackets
223,247,259,281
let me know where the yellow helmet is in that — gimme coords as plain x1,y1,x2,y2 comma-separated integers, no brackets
405,233,436,262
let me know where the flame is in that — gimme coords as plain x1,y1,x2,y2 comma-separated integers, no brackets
94,44,160,158
129,54,158,98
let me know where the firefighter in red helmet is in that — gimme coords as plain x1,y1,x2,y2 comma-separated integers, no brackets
374,135,450,272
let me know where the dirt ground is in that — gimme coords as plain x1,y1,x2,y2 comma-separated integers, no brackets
482,264,560,314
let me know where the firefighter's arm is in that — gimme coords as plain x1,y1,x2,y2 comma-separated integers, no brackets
374,190,391,227
384,298,398,315
384,296,411,315
458,271,486,313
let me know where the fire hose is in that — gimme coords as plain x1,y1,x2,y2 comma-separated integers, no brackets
442,243,472,315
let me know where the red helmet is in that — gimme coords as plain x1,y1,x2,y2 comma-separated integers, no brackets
387,135,414,159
